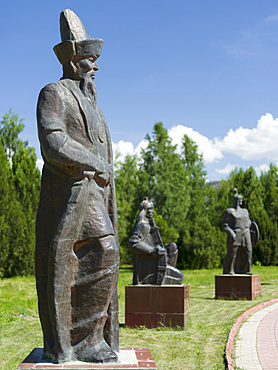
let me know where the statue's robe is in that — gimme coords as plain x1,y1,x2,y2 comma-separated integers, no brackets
36,78,119,362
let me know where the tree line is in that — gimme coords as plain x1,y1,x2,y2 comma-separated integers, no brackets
115,122,278,269
1,113,278,277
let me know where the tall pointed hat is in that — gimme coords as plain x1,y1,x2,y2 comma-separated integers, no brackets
53,9,103,65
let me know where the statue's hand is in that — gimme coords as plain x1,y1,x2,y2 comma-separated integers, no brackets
156,245,166,256
83,170,95,181
231,231,236,241
94,164,113,186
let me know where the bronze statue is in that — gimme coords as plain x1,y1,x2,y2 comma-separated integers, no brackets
128,197,183,285
35,9,119,364
222,188,259,275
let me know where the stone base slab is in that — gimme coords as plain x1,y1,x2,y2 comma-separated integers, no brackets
215,274,261,300
125,284,189,329
17,348,157,369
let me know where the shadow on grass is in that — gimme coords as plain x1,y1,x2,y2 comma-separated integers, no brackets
223,347,228,370
189,296,216,300
119,267,133,272
119,323,185,331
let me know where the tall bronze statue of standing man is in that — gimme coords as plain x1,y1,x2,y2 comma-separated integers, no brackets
35,9,119,364
222,188,259,275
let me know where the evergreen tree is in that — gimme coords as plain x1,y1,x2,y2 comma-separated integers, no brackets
138,122,190,230
153,210,179,246
114,154,139,264
0,111,41,277
178,135,226,269
181,134,207,221
0,110,25,158
260,164,278,224
231,167,264,220
0,142,13,277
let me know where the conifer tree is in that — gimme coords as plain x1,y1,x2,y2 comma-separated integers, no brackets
115,154,139,263
178,135,226,268
0,111,41,277
138,122,190,230
260,164,278,224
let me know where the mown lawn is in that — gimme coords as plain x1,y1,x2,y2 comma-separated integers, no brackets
1,266,278,369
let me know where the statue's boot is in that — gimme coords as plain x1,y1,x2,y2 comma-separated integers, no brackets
244,247,252,274
76,338,117,363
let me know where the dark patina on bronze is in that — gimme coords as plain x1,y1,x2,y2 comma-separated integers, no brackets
128,197,183,285
222,188,259,275
35,9,119,364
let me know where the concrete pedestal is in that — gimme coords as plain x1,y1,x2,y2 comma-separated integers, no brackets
215,274,261,300
17,348,157,369
125,284,189,329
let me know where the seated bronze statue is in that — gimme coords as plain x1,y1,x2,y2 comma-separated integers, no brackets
128,197,183,285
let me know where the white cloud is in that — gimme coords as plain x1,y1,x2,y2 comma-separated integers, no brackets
112,114,278,175
112,139,148,163
215,113,278,161
215,163,239,175
37,158,44,172
168,125,223,163
254,163,270,176
112,140,135,162
215,162,273,178
135,139,148,156
113,126,223,164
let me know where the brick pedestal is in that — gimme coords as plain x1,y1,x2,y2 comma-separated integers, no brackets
17,348,157,369
215,274,261,300
125,284,189,329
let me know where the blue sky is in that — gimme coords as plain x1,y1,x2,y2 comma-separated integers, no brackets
2,1,278,180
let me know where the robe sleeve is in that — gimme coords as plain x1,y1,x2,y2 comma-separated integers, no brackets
37,83,110,179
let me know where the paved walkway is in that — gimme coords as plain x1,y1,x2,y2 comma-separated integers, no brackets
235,302,278,369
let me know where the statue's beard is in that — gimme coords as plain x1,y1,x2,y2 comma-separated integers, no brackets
79,74,97,106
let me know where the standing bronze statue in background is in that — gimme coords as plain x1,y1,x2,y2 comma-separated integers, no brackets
222,188,259,275
129,197,183,285
35,9,119,364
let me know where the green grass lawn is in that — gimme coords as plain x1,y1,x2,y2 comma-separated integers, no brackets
1,266,278,369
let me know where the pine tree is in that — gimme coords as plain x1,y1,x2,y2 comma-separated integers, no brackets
114,154,139,264
0,111,41,277
138,122,190,230
260,164,278,224
177,135,226,269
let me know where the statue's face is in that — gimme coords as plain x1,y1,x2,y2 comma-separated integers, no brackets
233,195,243,208
72,56,99,80
146,207,154,219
